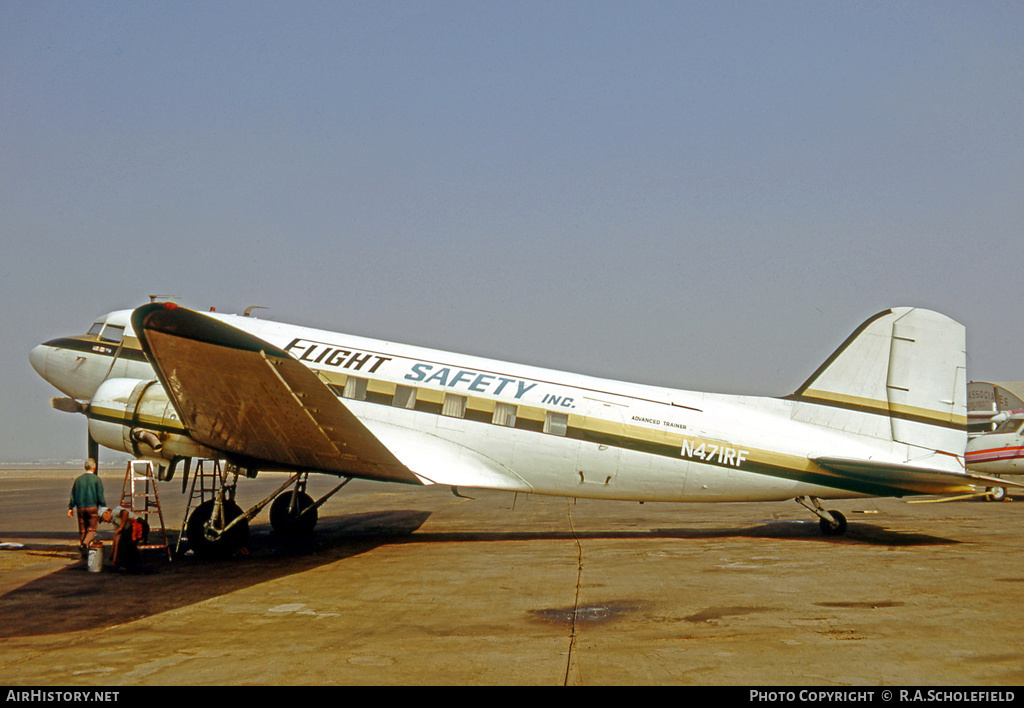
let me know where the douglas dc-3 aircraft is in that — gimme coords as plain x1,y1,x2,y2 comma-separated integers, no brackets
29,302,1018,556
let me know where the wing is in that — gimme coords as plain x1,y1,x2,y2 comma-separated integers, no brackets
132,303,422,484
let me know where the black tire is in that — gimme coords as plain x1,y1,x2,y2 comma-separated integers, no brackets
819,510,847,536
270,491,318,538
186,499,249,559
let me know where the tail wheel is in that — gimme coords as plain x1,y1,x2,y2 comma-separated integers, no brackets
186,499,249,559
270,491,318,538
819,510,848,536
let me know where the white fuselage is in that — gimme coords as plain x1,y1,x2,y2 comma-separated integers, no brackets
32,309,916,503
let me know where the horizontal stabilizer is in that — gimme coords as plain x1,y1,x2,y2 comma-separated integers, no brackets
813,457,1023,496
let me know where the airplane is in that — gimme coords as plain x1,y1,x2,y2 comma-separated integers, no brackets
965,412,1024,501
29,302,1020,557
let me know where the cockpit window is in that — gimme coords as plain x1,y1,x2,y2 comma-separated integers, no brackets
993,417,1024,435
99,325,125,343
88,321,104,337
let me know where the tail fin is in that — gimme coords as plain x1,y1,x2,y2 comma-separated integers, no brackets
787,308,967,468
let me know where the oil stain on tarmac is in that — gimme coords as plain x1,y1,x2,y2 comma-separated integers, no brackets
528,602,640,627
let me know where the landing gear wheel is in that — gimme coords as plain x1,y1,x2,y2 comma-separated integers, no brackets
819,510,847,536
270,491,318,538
986,486,1007,502
186,499,249,559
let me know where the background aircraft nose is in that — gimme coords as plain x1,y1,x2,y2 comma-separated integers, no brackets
29,344,49,377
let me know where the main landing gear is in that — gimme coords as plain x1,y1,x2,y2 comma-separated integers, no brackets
179,463,354,558
179,460,251,559
185,497,249,559
795,496,848,536
269,474,352,538
986,486,1007,502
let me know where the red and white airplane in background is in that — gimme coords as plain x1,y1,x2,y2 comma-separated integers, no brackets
965,412,1024,501
30,301,1016,556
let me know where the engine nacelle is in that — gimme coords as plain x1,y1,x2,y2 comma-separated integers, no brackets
87,378,217,461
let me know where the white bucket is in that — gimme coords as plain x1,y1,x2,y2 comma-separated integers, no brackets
87,544,103,573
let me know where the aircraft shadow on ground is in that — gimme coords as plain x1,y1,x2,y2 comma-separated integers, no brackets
0,510,432,639
0,511,957,639
398,519,960,547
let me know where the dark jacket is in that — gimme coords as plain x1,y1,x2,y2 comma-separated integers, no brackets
68,474,106,510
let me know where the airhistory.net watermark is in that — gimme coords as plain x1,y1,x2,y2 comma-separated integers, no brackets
6,691,119,702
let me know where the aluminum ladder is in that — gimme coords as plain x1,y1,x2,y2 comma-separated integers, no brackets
119,459,172,561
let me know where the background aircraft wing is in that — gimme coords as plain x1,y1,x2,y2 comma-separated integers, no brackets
132,303,422,484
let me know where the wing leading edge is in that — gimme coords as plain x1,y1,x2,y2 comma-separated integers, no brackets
132,303,422,484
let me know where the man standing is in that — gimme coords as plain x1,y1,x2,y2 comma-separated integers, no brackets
67,459,105,557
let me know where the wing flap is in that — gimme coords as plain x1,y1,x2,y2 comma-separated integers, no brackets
362,419,534,492
133,303,421,484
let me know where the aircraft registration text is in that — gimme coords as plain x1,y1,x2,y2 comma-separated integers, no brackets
681,438,749,468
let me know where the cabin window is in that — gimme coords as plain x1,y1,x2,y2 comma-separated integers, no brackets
492,402,517,427
442,394,467,419
392,385,417,409
99,325,125,343
544,411,569,436
343,377,368,401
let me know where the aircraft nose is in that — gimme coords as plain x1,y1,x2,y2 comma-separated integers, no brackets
29,343,49,378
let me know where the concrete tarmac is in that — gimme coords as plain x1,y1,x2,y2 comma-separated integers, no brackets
1,467,1022,686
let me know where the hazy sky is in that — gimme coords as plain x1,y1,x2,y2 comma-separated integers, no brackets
2,2,1022,462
